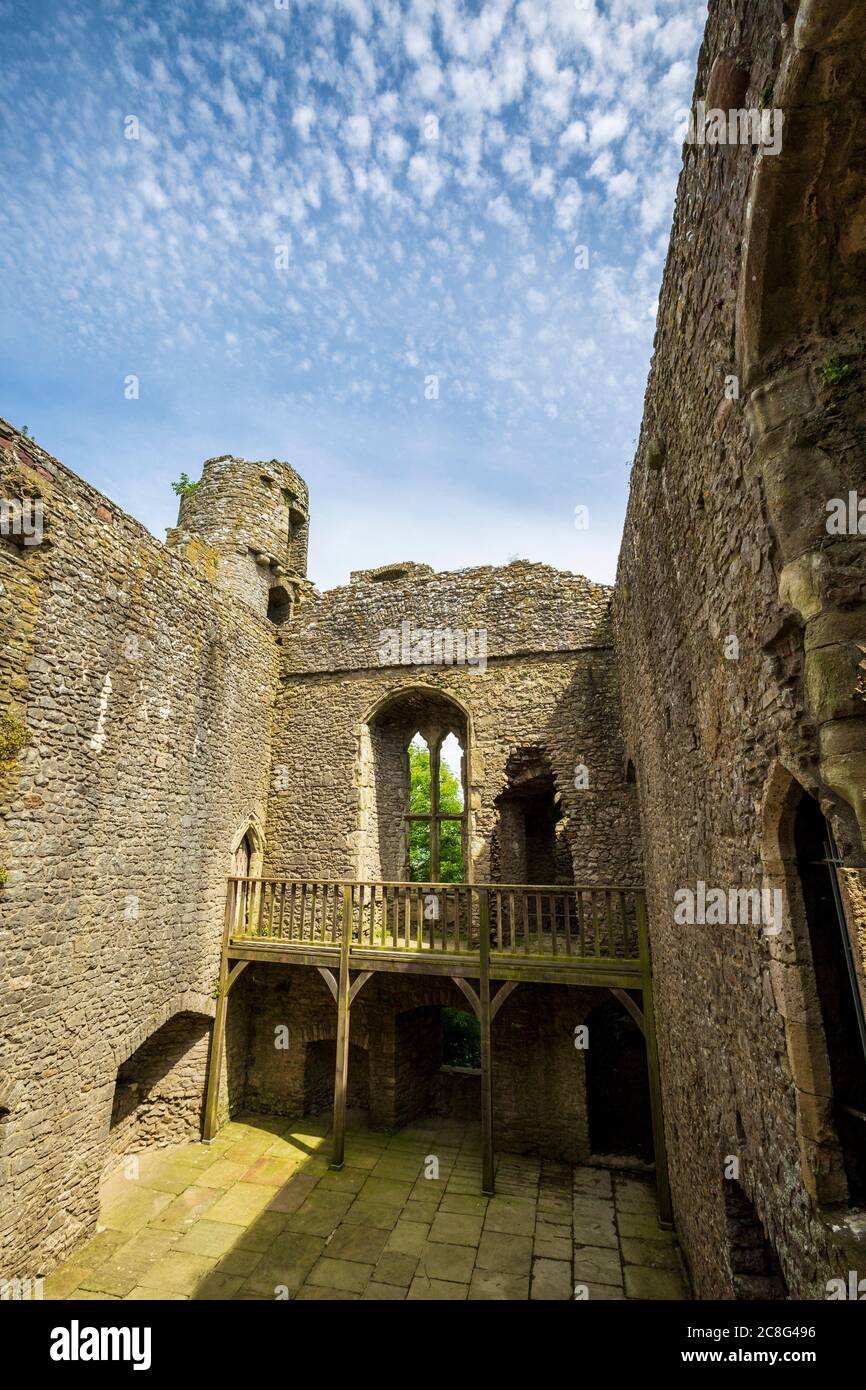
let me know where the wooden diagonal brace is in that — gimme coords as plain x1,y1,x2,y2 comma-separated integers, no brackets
610,987,644,1034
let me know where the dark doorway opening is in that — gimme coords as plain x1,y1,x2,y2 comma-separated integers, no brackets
267,585,291,625
495,749,572,885
794,793,866,1202
585,997,653,1161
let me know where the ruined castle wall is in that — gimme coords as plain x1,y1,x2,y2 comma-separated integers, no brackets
268,564,642,887
0,422,278,1277
612,0,866,1298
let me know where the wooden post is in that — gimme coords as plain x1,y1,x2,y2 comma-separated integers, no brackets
637,893,673,1227
203,880,236,1142
479,888,494,1196
331,885,353,1170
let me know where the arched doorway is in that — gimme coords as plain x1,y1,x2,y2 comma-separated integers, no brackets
794,793,866,1202
233,833,252,880
493,746,572,885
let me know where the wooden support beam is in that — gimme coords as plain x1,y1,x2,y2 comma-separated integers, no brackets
490,980,518,1021
451,975,480,1018
637,895,673,1228
203,881,237,1142
227,960,250,993
330,886,353,1171
317,966,338,1001
479,888,494,1196
349,970,374,1005
610,987,644,1035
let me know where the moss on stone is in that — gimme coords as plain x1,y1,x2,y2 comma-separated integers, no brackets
0,713,30,763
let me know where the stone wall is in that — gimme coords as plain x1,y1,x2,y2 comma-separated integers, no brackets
267,563,642,887
612,0,866,1298
0,419,279,1278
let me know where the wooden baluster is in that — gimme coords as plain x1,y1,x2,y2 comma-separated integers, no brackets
495,891,503,952
564,894,572,956
509,892,516,952
551,894,558,958
605,890,614,958
592,891,600,956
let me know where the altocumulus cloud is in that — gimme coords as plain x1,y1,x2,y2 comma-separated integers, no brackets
0,0,702,587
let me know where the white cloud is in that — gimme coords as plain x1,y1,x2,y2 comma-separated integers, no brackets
589,107,628,149
344,114,372,151
407,151,444,203
554,177,582,231
293,105,316,139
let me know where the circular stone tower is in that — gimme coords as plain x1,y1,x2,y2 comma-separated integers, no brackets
166,454,309,621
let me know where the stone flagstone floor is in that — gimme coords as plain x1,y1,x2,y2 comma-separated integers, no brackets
44,1114,688,1301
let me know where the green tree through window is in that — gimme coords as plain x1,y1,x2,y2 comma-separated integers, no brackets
407,734,465,881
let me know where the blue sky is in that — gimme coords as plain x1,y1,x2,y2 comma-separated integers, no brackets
0,0,702,590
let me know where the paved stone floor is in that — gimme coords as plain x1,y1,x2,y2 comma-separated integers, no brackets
45,1113,688,1301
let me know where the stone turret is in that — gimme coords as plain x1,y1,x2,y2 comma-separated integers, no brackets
166,454,309,621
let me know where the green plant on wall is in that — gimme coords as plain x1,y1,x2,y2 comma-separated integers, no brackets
819,355,853,387
0,714,30,764
171,472,199,496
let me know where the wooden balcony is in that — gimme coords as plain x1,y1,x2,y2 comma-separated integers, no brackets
205,876,671,1222
224,877,648,988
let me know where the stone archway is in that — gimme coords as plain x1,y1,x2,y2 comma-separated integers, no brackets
760,760,864,1204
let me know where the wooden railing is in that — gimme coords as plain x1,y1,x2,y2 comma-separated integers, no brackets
227,878,644,965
